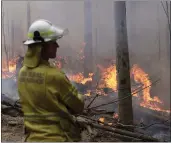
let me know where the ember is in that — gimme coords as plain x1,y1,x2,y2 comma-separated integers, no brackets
99,117,105,125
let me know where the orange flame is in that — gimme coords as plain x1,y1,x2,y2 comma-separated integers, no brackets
1,56,170,114
131,64,162,103
98,65,117,91
68,72,93,84
2,57,19,79
130,65,170,113
99,117,105,125
84,90,91,96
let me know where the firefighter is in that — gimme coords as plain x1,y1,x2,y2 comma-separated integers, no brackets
18,19,84,142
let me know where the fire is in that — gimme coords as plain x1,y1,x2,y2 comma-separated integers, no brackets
68,72,93,84
98,117,105,125
2,56,170,114
108,123,113,126
84,90,91,96
130,65,169,113
131,64,162,103
78,47,85,60
98,117,113,126
2,58,17,73
98,65,117,91
54,56,68,69
2,57,19,79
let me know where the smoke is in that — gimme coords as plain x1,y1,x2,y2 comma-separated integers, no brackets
2,1,170,107
2,79,19,100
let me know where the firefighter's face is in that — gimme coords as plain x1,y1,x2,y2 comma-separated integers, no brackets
43,41,59,59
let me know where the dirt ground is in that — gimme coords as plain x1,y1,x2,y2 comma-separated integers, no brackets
1,114,121,142
1,114,24,142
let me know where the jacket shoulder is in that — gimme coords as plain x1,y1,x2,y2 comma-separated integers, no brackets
45,66,66,83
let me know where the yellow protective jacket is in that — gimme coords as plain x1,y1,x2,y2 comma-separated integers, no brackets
18,59,84,142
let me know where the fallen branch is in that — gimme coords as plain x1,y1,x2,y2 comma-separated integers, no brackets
94,131,142,142
86,94,99,109
140,119,170,130
115,122,135,131
76,117,159,142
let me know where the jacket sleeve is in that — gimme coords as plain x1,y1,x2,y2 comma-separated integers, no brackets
59,73,84,114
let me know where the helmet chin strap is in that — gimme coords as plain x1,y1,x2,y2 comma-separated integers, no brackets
33,31,45,42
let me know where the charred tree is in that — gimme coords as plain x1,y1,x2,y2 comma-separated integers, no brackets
27,1,31,30
11,20,15,58
2,5,9,71
16,56,24,79
84,0,93,77
114,1,134,125
161,1,170,59
170,1,171,57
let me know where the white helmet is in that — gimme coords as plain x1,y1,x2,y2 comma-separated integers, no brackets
24,19,68,45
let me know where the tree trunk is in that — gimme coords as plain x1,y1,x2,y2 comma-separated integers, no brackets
84,0,93,77
169,1,171,58
114,1,134,125
27,1,31,30
2,6,9,71
11,20,15,58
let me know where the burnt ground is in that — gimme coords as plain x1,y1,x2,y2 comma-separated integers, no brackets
1,114,24,142
1,114,121,142
1,93,170,142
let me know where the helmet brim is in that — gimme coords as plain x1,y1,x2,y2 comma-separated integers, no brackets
23,40,41,45
24,27,69,45
23,37,62,45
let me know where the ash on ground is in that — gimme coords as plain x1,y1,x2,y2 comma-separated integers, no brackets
1,114,121,142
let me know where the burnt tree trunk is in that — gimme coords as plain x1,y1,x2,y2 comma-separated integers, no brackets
169,1,171,58
2,5,9,71
84,0,93,77
114,1,134,125
11,20,15,58
27,1,31,30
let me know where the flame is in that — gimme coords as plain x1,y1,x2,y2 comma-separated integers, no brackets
108,123,113,126
85,90,91,96
2,57,19,79
54,56,68,69
2,58,18,72
98,65,117,91
79,47,85,60
98,117,105,125
98,117,113,126
131,65,162,103
2,55,170,114
130,65,170,113
68,72,93,84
